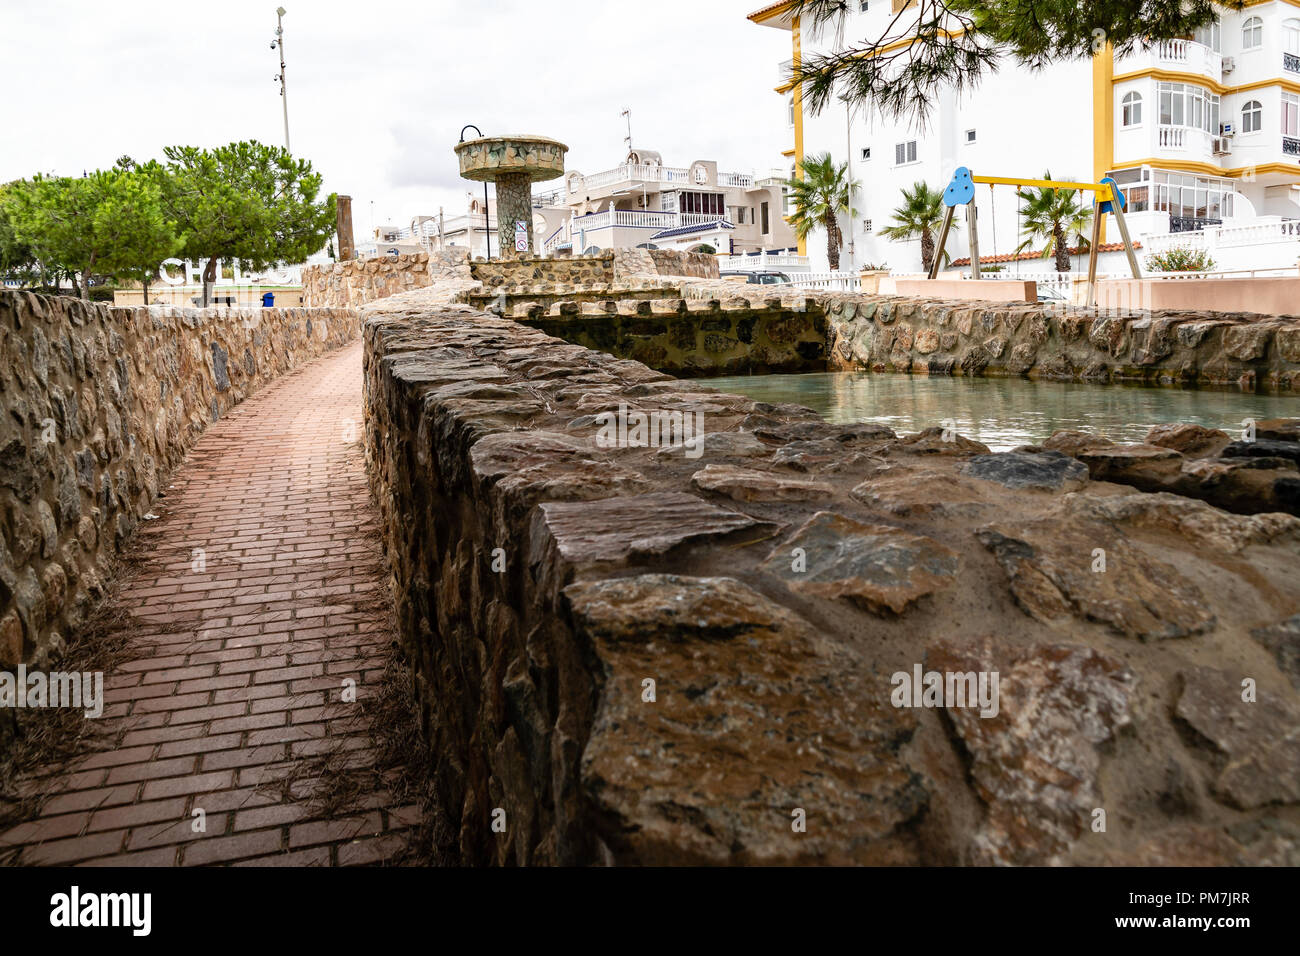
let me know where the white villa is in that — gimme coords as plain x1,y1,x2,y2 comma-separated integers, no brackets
750,0,1300,277
530,150,799,258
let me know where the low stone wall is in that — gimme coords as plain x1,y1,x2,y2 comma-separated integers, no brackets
363,286,1300,866
818,294,1300,392
0,291,359,678
646,249,720,279
518,294,827,376
301,250,472,308
470,253,613,287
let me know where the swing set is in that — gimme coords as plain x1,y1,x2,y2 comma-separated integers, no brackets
926,167,1143,305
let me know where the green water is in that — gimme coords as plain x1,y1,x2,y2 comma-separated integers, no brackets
698,371,1296,452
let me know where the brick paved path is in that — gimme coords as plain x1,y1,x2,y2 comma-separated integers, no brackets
0,341,420,866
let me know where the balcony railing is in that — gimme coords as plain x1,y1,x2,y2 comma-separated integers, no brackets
1170,216,1222,233
1284,136,1300,156
1158,126,1186,148
1118,38,1221,78
1285,52,1300,74
569,163,768,193
717,252,808,272
564,209,728,235
1157,39,1188,60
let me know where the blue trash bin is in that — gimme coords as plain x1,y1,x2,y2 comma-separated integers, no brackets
261,292,275,308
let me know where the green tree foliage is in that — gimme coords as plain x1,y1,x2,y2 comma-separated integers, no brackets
1015,172,1094,272
0,181,40,285
786,0,1237,122
6,169,182,300
878,181,948,273
158,141,335,306
785,151,858,270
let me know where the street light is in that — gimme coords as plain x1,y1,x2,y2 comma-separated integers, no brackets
459,125,492,259
271,7,290,152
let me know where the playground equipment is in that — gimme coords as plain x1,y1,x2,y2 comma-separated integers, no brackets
927,168,1142,305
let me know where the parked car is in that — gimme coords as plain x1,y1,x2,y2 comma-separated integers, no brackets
719,270,793,285
1036,287,1067,303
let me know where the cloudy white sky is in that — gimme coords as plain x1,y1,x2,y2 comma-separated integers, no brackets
0,0,791,235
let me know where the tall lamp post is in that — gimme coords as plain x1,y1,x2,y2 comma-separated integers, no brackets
459,125,491,259
271,7,290,152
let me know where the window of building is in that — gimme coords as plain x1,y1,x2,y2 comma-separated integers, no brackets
894,140,918,165
1284,93,1300,136
1122,91,1143,126
1157,82,1219,133
861,146,871,160
1242,99,1263,133
1194,17,1221,52
678,191,724,215
965,128,976,143
863,219,873,233
1242,16,1263,50
1152,172,1234,219
788,97,795,127
859,0,869,9
761,201,770,234
1285,19,1300,55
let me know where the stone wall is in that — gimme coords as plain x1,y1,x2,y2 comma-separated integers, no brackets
470,253,613,287
363,286,1300,866
0,291,359,677
301,250,472,308
820,293,1300,392
647,248,720,279
517,294,827,376
612,248,720,280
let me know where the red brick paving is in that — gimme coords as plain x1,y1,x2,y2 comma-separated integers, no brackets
0,341,420,866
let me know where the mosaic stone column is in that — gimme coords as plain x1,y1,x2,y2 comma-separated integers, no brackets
454,134,568,260
494,172,534,257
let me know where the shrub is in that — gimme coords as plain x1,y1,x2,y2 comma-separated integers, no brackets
1144,247,1216,273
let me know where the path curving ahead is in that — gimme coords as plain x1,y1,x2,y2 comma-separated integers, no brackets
1,341,420,866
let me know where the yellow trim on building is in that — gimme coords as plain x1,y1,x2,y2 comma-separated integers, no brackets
781,148,796,157
1112,67,1300,98
1109,156,1300,178
1093,45,1114,244
793,13,806,256
748,1,795,25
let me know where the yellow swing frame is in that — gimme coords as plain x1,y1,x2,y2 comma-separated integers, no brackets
926,169,1143,305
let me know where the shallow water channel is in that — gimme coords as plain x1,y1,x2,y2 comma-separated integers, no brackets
698,371,1296,452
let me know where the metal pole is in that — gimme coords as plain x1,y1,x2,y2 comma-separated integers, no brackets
1109,196,1143,279
1085,211,1104,306
459,125,490,259
276,8,289,152
967,203,981,279
928,205,955,280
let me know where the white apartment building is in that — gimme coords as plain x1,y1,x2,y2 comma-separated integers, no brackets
751,1,1300,275
532,150,798,257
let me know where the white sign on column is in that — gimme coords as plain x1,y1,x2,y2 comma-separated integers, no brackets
515,221,528,253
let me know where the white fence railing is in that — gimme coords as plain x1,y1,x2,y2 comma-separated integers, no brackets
566,210,725,232
789,271,862,292
1145,218,1300,256
570,163,773,193
1144,267,1295,279
718,253,809,272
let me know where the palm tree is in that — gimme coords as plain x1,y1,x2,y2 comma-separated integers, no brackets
1016,172,1094,273
785,152,857,270
878,182,947,274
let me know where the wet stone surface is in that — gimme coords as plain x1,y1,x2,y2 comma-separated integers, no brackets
359,286,1300,866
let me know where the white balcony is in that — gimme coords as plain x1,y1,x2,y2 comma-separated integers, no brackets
1156,125,1213,158
567,163,771,194
569,210,725,232
718,252,809,272
1117,38,1221,80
